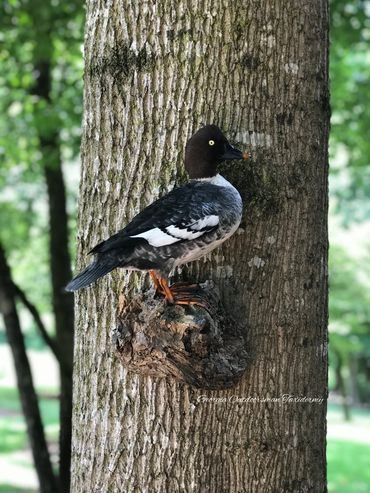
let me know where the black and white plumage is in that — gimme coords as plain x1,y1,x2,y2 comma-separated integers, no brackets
66,125,248,305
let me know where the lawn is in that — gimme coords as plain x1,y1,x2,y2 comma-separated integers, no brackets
327,403,370,493
0,387,369,492
0,388,59,452
328,440,370,493
0,387,59,492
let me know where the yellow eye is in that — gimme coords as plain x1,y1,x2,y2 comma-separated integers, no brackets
209,140,215,146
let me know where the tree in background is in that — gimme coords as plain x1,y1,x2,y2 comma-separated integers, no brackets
0,243,58,493
329,0,370,416
72,0,329,490
330,0,370,221
0,0,84,491
329,246,370,416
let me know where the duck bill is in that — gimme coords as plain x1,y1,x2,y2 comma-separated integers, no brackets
222,143,249,161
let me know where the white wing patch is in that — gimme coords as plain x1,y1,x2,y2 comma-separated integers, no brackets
130,215,219,247
190,215,219,230
130,227,179,247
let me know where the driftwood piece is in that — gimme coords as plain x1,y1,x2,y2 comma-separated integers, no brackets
113,282,249,389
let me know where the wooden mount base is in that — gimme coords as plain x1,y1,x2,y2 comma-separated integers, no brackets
113,282,249,389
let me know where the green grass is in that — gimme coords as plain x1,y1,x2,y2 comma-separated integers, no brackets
0,418,28,454
0,486,37,493
0,388,25,413
328,440,370,493
0,387,59,455
327,403,370,493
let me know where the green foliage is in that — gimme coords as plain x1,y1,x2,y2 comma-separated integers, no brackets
330,0,370,222
0,0,84,324
0,0,84,213
328,0,370,404
329,245,370,352
329,244,370,401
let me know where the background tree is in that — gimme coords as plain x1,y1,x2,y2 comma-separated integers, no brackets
0,242,58,493
328,0,370,418
330,0,370,222
0,0,84,491
329,245,370,416
71,1,329,491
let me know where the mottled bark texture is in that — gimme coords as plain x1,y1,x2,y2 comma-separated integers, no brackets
72,1,329,492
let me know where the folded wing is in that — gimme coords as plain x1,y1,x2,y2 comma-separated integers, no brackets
89,182,221,254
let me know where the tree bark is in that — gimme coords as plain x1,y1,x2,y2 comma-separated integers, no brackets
0,243,58,493
72,1,329,492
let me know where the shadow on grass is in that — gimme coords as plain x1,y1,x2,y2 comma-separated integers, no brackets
328,439,370,493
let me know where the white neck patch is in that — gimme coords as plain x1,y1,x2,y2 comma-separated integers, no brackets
192,173,234,188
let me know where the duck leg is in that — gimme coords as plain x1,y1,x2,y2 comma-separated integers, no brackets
149,271,211,310
149,271,165,295
154,276,173,303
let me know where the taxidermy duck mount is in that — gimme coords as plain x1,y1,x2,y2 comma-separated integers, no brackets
67,125,250,389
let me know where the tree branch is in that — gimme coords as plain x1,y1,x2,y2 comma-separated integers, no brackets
11,281,72,377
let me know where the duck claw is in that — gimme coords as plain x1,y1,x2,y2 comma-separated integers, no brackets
170,281,200,292
171,292,212,313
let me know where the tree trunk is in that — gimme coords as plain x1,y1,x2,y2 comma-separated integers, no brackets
42,133,74,493
0,243,58,493
72,1,329,492
334,349,351,421
348,355,359,406
35,57,74,493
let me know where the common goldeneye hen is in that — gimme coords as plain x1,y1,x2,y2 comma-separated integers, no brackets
66,125,249,307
